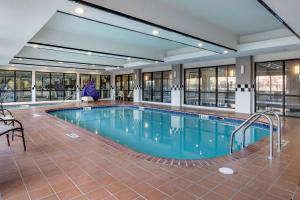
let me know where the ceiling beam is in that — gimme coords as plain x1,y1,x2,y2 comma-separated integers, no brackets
257,0,300,39
9,62,105,71
13,56,122,68
68,0,237,52
28,42,164,62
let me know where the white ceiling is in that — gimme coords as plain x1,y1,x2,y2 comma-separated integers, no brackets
85,0,284,38
156,0,284,36
0,0,66,65
1,0,300,73
262,0,300,38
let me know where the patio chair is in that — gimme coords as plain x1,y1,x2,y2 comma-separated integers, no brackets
0,118,26,151
0,102,14,121
127,91,133,100
116,91,124,101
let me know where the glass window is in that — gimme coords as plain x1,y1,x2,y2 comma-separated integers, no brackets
64,73,76,100
51,72,64,100
142,71,172,103
115,74,133,101
100,75,111,99
217,65,236,108
16,71,32,102
255,62,284,114
80,74,91,90
285,60,300,117
184,66,235,108
152,72,162,102
116,75,122,97
36,72,50,101
200,67,216,92
163,71,172,103
91,74,100,90
184,68,199,105
0,70,15,102
200,67,216,107
142,73,152,101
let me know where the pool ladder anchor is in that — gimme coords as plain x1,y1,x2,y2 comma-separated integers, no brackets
229,110,282,160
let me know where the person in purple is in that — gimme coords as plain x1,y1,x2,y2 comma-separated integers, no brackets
82,80,99,101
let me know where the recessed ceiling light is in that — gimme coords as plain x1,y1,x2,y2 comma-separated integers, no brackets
155,61,159,64
198,43,203,47
127,57,131,60
58,62,63,64
18,58,23,61
223,50,229,54
75,7,85,15
33,44,39,48
152,30,160,36
87,52,92,55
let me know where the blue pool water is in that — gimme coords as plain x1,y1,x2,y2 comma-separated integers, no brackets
49,106,269,159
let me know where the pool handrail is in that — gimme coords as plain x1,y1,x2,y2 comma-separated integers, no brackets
230,112,274,159
241,110,281,152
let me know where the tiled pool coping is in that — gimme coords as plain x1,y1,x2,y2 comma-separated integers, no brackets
45,104,274,167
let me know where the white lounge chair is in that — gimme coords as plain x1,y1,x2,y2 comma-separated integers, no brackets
81,96,94,103
127,91,133,100
116,91,124,101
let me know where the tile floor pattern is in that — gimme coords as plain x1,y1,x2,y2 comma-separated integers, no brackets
0,101,300,200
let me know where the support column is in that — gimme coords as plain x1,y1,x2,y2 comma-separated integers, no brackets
171,64,183,107
76,73,80,101
110,74,115,100
133,69,142,103
235,56,255,114
32,71,36,102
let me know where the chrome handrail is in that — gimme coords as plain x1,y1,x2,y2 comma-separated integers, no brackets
230,113,274,159
241,110,281,152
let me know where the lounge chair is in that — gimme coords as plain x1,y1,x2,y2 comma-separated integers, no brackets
127,91,133,101
0,102,14,121
0,118,26,151
81,96,94,103
116,91,124,101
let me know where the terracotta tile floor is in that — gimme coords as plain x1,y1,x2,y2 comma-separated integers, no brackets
0,101,300,200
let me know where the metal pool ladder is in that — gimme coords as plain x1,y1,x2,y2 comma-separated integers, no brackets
229,110,282,160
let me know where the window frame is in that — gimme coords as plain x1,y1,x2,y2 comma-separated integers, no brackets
142,70,172,103
183,65,236,109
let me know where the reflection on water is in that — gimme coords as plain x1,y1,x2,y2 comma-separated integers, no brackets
51,107,269,159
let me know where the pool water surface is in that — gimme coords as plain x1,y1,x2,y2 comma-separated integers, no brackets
49,106,269,159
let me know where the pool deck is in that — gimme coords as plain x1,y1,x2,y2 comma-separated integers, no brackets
1,100,300,200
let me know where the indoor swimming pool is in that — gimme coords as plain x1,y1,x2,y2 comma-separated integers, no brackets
48,106,270,159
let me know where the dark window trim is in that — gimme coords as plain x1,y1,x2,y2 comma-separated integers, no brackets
254,59,300,117
0,69,32,102
142,70,172,103
184,64,236,109
115,74,133,101
80,74,111,99
36,72,77,101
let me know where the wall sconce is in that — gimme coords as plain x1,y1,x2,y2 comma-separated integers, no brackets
294,65,300,75
240,65,245,75
229,69,234,77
